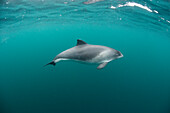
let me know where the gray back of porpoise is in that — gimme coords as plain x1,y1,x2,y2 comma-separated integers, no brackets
45,39,123,69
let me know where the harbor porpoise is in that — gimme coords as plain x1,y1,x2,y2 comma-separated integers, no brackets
45,39,123,69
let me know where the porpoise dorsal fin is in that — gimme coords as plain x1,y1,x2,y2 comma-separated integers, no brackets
76,39,87,46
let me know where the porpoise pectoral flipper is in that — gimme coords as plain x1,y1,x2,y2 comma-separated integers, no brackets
97,62,108,69
45,39,123,69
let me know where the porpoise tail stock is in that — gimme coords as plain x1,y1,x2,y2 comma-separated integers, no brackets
45,39,123,69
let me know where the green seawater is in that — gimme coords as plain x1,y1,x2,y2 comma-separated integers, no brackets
0,0,170,113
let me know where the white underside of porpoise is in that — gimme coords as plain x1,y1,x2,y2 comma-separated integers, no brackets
54,49,114,63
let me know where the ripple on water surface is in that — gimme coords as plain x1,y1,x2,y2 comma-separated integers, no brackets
0,0,169,34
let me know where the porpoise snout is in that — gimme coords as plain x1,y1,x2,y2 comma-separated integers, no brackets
119,52,123,58
117,51,123,58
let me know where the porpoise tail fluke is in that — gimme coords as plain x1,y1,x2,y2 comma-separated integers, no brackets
44,61,56,67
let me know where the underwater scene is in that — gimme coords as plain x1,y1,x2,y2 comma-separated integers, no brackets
0,0,170,113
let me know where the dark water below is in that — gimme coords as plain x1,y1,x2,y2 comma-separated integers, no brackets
0,0,170,113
